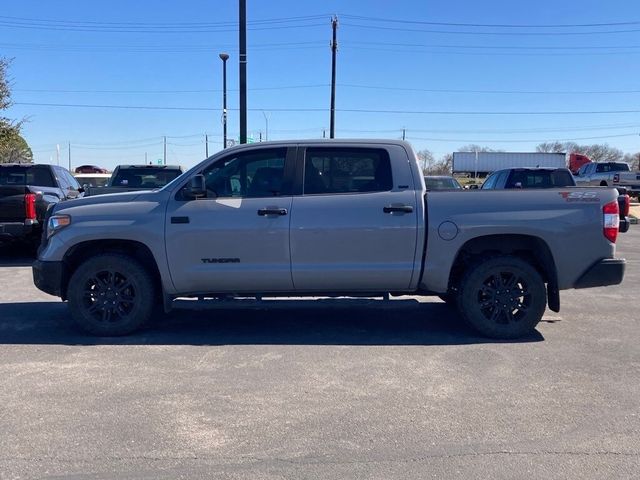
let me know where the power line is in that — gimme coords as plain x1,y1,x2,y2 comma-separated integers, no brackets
341,22,640,36
14,83,640,96
14,101,640,116
0,19,326,33
340,14,640,29
407,133,640,143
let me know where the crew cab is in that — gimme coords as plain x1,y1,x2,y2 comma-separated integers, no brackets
86,164,183,196
575,161,631,187
0,163,83,246
33,140,628,339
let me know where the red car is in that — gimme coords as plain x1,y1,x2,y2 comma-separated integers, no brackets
74,165,109,174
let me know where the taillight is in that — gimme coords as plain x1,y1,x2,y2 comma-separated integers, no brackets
613,173,620,183
603,200,619,243
619,194,630,217
24,193,36,220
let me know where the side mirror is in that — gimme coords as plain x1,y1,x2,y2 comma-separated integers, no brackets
185,174,207,199
514,182,523,189
78,187,85,194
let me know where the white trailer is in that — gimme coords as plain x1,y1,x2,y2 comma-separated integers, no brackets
452,152,567,175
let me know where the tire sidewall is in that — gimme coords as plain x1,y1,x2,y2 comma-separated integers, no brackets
67,254,155,336
457,256,546,339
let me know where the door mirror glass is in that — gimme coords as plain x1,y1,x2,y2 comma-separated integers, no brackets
185,174,207,199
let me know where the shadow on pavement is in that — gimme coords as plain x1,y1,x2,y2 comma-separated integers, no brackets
0,298,544,346
0,243,35,267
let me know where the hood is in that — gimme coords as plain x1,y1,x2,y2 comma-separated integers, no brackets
53,190,154,211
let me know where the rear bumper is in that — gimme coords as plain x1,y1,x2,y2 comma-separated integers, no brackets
32,259,65,298
574,258,625,289
0,221,38,242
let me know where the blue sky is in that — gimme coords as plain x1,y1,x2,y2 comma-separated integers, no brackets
3,0,640,170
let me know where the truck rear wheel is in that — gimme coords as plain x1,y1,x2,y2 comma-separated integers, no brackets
67,253,156,336
456,256,546,339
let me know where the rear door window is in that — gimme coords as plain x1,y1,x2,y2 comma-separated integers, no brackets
303,148,392,195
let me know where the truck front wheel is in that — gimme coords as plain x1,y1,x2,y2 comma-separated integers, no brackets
67,253,156,336
456,256,546,339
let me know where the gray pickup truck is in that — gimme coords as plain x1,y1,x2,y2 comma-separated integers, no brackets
33,140,628,339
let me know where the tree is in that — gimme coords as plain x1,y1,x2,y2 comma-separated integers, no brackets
536,141,623,163
416,148,434,171
0,132,32,163
623,152,640,170
1,57,24,159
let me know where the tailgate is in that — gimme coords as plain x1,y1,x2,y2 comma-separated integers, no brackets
0,186,27,223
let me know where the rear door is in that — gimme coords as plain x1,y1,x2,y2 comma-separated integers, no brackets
289,145,419,291
165,147,296,294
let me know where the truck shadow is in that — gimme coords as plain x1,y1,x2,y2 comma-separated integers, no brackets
0,299,544,346
0,244,36,267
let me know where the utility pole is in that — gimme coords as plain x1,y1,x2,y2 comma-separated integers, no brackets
402,128,406,140
145,152,148,164
323,128,326,139
205,134,209,157
239,0,247,144
68,142,71,171
56,144,60,166
259,131,262,142
163,136,167,165
262,111,269,141
329,15,338,139
219,53,229,149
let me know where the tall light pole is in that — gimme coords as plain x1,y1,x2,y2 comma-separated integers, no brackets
219,53,229,149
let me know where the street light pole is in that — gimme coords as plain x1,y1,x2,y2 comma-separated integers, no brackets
219,53,229,149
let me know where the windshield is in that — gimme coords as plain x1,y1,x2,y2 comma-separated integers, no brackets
111,168,182,188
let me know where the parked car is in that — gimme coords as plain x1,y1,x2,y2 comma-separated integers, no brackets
574,162,630,187
481,168,576,189
34,140,628,339
73,173,111,188
424,176,462,190
75,165,109,174
0,163,83,246
86,165,183,196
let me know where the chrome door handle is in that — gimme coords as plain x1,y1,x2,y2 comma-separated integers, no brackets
383,205,413,214
257,208,288,216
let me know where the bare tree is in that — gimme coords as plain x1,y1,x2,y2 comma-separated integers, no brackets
536,141,623,163
416,149,435,173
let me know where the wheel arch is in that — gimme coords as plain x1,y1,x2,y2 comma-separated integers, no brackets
447,234,560,312
61,239,162,300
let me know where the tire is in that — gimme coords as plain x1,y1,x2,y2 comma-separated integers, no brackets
67,253,156,336
456,256,546,339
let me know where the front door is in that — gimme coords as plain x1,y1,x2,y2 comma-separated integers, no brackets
165,147,295,294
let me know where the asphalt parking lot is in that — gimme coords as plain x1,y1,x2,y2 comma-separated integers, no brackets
0,230,639,479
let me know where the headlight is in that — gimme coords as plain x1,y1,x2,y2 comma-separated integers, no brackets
47,214,71,238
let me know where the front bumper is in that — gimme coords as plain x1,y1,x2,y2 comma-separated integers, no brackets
574,258,626,289
32,259,65,298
